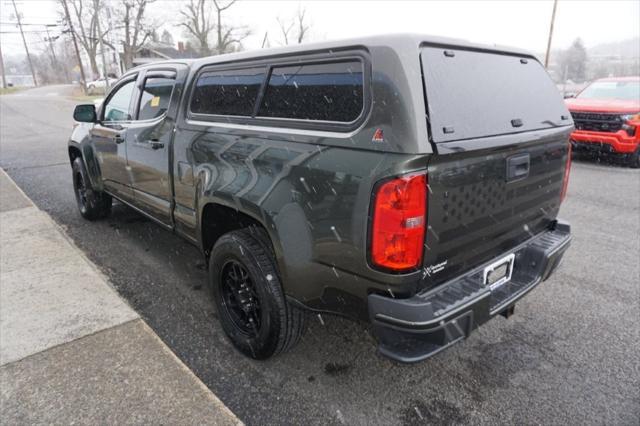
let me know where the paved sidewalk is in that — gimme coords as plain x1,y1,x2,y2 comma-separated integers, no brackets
0,169,240,425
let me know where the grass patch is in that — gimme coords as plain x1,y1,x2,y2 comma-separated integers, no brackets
69,85,104,103
70,95,104,102
0,86,26,95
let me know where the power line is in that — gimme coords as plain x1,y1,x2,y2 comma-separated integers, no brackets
0,22,62,26
10,0,37,86
0,39,50,44
0,30,60,33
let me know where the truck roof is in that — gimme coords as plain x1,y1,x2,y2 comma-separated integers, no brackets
132,33,536,71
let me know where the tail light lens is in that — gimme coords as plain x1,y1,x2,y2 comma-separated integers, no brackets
371,173,427,271
560,142,572,203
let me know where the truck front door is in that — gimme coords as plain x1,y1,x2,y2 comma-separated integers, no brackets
91,76,138,203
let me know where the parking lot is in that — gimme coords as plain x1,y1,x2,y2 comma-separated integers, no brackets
1,87,638,425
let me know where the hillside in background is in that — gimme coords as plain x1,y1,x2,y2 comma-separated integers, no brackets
545,37,639,84
588,37,640,58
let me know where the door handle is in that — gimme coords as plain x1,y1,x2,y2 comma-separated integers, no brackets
149,140,164,150
114,133,125,144
110,124,124,131
506,153,530,182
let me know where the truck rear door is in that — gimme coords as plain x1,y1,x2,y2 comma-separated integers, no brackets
419,45,573,287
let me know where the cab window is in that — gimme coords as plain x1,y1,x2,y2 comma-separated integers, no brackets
138,77,175,120
190,67,265,116
103,80,135,122
257,61,364,122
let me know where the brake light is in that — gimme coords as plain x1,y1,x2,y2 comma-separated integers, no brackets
371,173,427,271
560,142,572,203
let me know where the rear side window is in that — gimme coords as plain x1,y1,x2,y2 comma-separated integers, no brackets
421,46,569,143
190,67,264,116
138,77,175,120
258,61,363,122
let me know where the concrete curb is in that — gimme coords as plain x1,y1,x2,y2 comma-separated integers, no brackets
0,168,242,425
140,320,242,423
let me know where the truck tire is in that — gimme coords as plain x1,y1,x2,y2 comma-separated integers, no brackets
72,157,112,220
209,229,305,359
628,146,640,168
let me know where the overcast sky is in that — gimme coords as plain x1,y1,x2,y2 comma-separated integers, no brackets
1,0,639,57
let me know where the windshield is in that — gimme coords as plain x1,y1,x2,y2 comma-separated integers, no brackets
577,81,640,101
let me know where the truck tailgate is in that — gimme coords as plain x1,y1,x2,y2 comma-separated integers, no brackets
419,44,573,288
422,128,571,287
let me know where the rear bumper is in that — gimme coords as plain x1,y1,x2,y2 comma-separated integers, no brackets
570,130,639,154
368,221,571,363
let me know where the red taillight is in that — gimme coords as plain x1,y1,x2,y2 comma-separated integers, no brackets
371,173,427,271
560,142,572,203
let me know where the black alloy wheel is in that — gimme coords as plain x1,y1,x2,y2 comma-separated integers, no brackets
72,157,112,220
219,259,262,336
74,170,88,213
209,229,305,360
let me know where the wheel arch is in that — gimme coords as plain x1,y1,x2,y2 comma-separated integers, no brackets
198,201,289,285
68,145,82,164
68,141,103,191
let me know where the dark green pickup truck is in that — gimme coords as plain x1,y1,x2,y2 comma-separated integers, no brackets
68,34,573,363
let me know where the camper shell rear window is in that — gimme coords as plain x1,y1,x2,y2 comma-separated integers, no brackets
421,45,570,143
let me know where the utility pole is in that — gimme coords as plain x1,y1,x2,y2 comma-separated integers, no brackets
544,0,558,69
44,25,61,79
105,3,122,76
61,0,87,94
0,42,7,89
94,0,110,90
11,0,38,86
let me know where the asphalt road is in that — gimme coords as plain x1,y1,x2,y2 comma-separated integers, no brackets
1,86,638,425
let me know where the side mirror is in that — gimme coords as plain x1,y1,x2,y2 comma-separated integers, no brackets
73,104,97,123
563,93,575,99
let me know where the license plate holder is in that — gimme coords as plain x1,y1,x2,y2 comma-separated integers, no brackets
483,253,515,290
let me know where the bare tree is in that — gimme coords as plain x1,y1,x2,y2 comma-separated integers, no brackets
559,38,588,82
276,7,310,46
30,33,76,85
65,0,103,79
61,0,87,92
40,29,61,79
180,0,214,55
212,0,249,54
295,7,308,44
114,0,156,69
160,29,174,47
276,16,294,46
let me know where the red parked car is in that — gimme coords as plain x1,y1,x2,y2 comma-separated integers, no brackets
565,76,640,167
